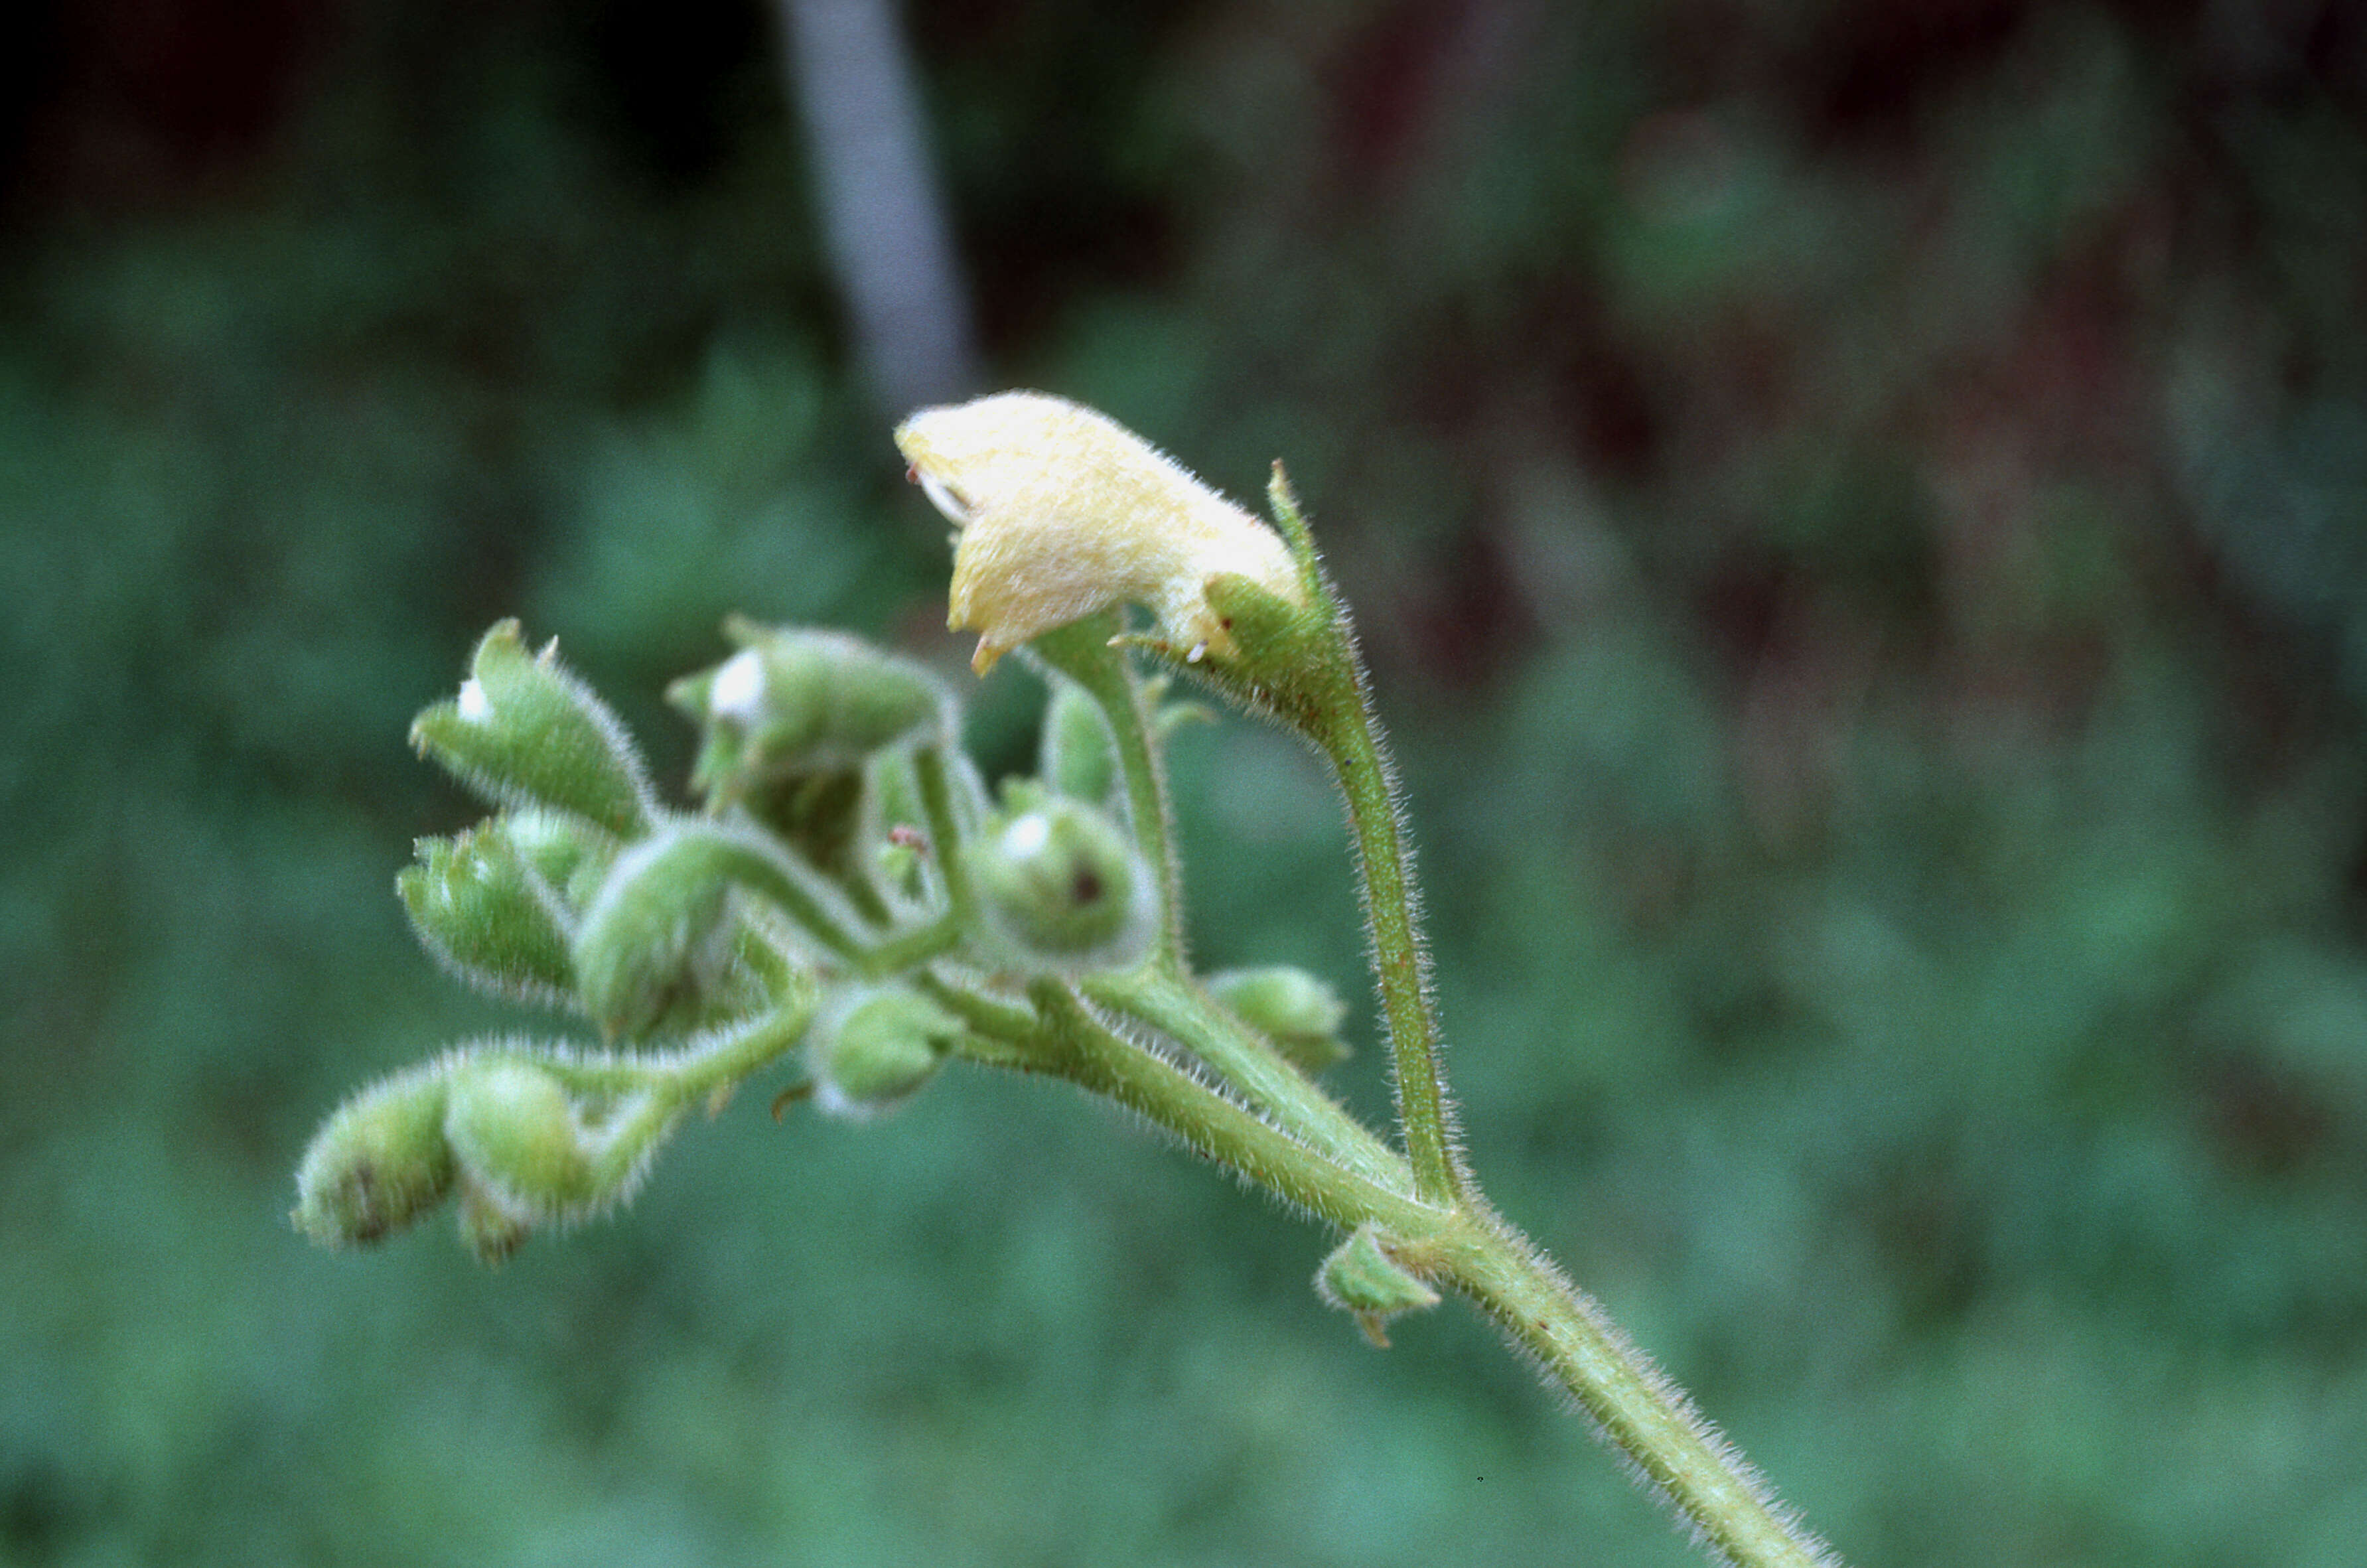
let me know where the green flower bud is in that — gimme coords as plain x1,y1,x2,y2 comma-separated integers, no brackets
1039,678,1117,805
1206,966,1352,1074
443,1059,595,1216
1315,1224,1441,1348
668,620,948,802
498,808,618,906
397,823,575,1006
570,823,743,1038
291,1064,455,1247
810,985,961,1118
969,791,1156,973
411,621,656,838
456,1176,532,1266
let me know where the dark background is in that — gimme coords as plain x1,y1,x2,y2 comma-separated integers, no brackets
5,1,2366,1563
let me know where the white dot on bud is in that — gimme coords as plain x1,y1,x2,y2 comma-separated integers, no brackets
1002,814,1051,859
709,649,768,723
457,678,493,723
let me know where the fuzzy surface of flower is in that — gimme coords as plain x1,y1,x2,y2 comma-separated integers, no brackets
894,391,1305,673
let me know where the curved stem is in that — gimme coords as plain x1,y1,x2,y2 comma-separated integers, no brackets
1088,967,1410,1196
965,971,1832,1568
855,910,962,979
912,743,977,924
1024,979,1443,1236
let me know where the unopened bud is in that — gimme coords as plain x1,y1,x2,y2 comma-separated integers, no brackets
397,823,575,1006
411,621,656,838
1316,1224,1441,1348
1207,966,1351,1074
668,620,948,801
1039,679,1116,805
570,823,742,1038
291,1065,455,1247
456,1177,533,1266
498,808,618,908
810,985,961,1117
443,1059,595,1216
969,791,1156,972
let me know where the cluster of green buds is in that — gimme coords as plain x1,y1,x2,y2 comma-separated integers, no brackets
296,601,1350,1265
294,395,1837,1568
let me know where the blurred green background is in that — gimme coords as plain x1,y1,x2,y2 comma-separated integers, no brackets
6,1,2367,1563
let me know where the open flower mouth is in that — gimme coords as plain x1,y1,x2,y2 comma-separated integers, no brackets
910,466,973,527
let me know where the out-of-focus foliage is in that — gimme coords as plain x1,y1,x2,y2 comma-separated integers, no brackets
5,1,2366,1564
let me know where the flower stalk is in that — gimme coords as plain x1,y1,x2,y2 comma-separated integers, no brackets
295,394,1839,1568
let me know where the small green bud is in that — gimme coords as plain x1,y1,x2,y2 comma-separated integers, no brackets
970,792,1156,973
1039,678,1117,805
411,621,656,838
570,823,743,1038
1316,1224,1441,1348
498,808,618,904
291,1065,455,1247
1206,965,1352,1074
810,985,961,1117
456,1176,532,1266
668,620,948,802
397,823,575,1005
443,1059,595,1215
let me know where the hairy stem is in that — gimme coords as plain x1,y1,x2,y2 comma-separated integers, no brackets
1088,967,1411,1196
1436,1213,1835,1568
1023,979,1443,1236
1027,616,1185,965
981,970,1833,1568
1299,633,1466,1208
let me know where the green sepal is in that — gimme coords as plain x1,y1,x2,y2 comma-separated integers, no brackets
1194,571,1345,723
571,823,742,1038
457,1176,532,1266
668,619,950,804
1207,965,1352,1074
291,1064,456,1247
411,621,656,838
810,985,962,1117
1040,677,1117,806
443,1058,596,1215
499,808,619,905
1315,1224,1441,1347
397,820,577,1006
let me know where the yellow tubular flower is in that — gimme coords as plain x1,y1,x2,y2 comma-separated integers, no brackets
894,392,1306,674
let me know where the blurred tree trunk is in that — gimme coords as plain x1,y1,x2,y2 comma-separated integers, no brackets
777,0,979,413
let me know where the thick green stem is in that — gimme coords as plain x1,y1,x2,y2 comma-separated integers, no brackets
1436,1213,1834,1568
975,970,1831,1568
1301,650,1465,1207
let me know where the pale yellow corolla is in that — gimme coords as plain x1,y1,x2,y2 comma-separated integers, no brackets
895,392,1305,674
